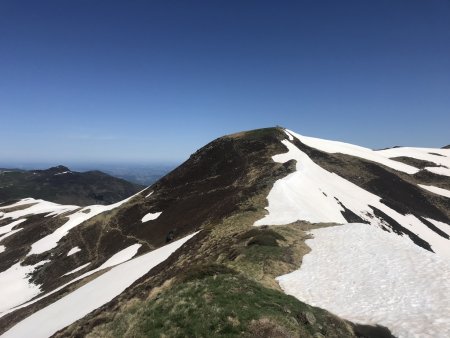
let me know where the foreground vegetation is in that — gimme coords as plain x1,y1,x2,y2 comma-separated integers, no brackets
88,224,359,338
89,266,356,338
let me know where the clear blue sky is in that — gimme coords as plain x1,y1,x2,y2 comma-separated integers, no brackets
1,0,449,165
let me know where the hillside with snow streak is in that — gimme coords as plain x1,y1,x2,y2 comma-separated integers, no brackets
0,187,200,335
0,195,139,316
255,129,450,337
1,127,448,337
2,233,197,338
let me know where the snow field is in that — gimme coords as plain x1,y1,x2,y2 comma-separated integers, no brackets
285,129,450,177
0,260,49,315
254,139,450,258
376,147,450,177
286,129,419,174
277,223,450,338
257,132,450,337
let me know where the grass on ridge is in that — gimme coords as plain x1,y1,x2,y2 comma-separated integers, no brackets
89,265,354,338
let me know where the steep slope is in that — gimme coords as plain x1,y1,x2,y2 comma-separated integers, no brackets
260,130,450,256
0,127,448,338
0,166,144,206
256,129,450,337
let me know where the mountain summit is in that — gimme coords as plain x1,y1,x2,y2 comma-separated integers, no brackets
0,127,449,338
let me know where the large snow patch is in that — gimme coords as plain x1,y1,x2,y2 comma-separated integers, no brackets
254,139,450,258
376,147,450,177
285,129,419,174
0,260,49,314
277,223,450,338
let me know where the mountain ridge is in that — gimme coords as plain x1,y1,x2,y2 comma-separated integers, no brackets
0,127,449,337
0,165,144,206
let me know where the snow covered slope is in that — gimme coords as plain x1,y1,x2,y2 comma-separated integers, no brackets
255,129,450,338
277,223,450,338
376,146,450,177
285,129,419,174
2,233,197,338
286,129,450,177
0,195,139,315
0,186,201,333
254,138,450,258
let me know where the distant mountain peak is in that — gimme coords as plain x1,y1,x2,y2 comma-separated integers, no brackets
47,165,71,173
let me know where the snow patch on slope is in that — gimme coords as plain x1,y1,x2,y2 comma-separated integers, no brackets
62,263,91,277
286,129,419,174
0,219,27,237
66,246,81,256
0,260,49,314
1,243,142,317
283,129,294,141
28,195,135,256
376,147,450,177
0,198,39,210
254,139,450,258
425,166,450,177
418,184,450,198
2,232,198,338
0,228,23,243
98,244,142,269
0,220,28,252
0,199,78,220
141,212,162,222
54,171,72,176
277,223,450,338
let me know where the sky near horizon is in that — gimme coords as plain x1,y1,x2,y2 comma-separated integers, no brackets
1,0,449,165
